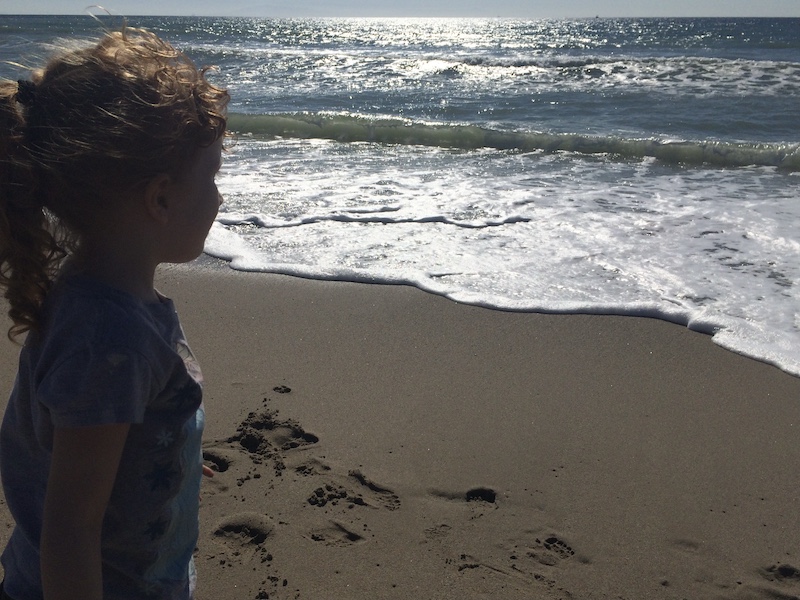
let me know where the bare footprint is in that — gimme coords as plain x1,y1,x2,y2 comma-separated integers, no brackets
234,409,319,455
508,532,576,569
305,521,366,547
424,523,452,541
711,563,800,600
202,447,235,473
204,407,320,478
304,470,400,512
427,487,498,522
762,564,800,583
429,486,498,504
294,457,333,477
214,512,274,547
347,470,401,511
442,551,562,594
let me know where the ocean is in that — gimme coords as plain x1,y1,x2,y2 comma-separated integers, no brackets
2,15,799,376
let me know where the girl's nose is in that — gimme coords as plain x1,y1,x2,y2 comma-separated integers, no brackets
217,192,224,207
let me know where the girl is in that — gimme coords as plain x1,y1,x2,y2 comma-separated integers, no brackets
0,26,228,600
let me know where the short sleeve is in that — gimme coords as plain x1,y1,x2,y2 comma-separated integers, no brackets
38,347,157,427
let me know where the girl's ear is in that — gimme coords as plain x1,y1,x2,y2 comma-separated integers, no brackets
143,174,174,224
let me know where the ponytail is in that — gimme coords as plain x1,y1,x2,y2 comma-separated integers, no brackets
1,27,228,341
0,80,66,341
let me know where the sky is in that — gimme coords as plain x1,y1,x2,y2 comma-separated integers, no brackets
0,0,798,18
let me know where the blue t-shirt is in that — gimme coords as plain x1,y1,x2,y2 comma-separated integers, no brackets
0,274,205,600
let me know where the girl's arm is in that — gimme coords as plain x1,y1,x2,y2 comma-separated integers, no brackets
41,423,131,600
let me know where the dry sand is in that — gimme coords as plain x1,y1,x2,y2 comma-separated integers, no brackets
1,261,800,600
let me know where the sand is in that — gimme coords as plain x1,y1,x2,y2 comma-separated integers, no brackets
1,260,800,600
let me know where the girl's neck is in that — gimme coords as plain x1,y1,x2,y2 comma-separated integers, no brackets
70,193,164,303
72,246,159,303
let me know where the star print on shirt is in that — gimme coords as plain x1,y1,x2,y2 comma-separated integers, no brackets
144,517,168,541
144,462,178,491
155,430,175,448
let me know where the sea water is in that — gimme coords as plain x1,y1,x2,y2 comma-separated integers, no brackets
2,16,799,376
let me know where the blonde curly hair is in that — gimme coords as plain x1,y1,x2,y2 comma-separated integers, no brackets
0,27,229,339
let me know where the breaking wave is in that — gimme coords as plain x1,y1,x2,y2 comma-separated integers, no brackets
228,112,800,170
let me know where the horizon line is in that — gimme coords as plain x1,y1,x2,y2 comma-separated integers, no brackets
1,13,798,18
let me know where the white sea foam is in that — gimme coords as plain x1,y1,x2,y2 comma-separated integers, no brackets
207,137,800,378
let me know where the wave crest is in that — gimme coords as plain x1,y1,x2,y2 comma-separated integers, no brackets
228,112,800,171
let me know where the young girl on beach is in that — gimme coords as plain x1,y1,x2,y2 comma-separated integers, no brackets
0,26,228,600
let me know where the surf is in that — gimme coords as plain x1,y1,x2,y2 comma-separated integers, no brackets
228,112,800,171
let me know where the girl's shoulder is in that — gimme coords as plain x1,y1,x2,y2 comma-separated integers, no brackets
47,273,179,343
23,274,194,425
27,273,185,379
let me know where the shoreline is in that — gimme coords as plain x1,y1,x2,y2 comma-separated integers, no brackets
193,253,800,379
1,260,799,599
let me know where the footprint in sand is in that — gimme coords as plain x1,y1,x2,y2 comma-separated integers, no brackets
294,457,332,477
423,523,452,541
429,486,498,504
718,563,800,600
202,447,235,473
428,487,499,521
204,406,320,478
758,563,800,595
210,512,277,573
508,532,576,569
534,536,575,563
305,520,366,547
348,470,401,510
234,409,319,455
214,512,274,547
305,470,401,511
762,564,800,583
465,488,497,503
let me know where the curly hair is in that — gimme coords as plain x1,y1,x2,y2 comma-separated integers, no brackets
0,27,229,340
